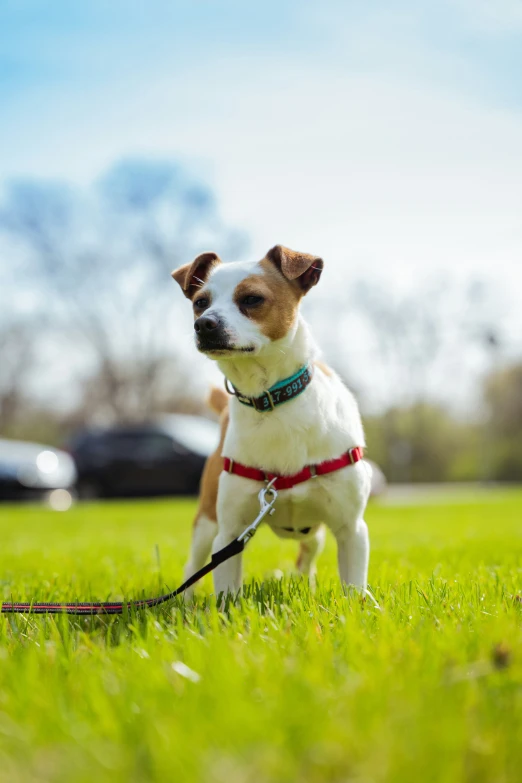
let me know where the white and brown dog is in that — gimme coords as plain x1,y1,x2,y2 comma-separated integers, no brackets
172,245,371,598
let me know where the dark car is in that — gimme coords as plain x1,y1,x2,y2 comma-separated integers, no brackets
69,415,220,499
0,439,77,502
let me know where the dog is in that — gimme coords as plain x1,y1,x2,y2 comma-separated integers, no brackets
171,245,371,598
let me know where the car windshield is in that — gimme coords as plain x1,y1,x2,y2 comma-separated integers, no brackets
160,416,219,457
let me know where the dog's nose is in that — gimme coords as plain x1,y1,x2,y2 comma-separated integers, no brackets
194,315,220,335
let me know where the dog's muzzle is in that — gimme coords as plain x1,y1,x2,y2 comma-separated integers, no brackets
194,315,232,352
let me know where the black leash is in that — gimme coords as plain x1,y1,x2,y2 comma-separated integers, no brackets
1,483,278,616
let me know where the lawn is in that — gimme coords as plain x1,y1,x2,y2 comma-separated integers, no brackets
0,488,520,783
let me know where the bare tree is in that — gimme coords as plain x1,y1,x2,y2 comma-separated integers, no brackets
350,279,447,406
0,321,35,435
310,276,505,481
0,159,247,424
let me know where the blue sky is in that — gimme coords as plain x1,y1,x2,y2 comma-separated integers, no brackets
1,0,522,406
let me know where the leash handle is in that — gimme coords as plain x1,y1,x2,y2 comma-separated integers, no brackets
0,482,278,616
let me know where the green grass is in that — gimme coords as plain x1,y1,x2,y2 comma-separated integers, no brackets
0,488,521,783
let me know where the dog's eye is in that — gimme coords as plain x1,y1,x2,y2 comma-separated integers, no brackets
194,297,209,309
241,295,264,307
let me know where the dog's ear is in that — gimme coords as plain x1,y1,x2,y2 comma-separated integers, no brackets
171,252,221,299
265,245,324,294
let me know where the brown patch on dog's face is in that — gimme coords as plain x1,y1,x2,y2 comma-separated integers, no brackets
233,261,302,341
229,247,324,342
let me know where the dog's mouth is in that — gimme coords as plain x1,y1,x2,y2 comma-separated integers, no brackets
197,342,256,356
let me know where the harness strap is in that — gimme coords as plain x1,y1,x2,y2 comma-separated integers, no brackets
223,447,364,490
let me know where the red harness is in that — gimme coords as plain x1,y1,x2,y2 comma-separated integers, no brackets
223,447,364,491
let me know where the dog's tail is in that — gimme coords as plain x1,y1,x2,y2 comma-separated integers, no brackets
207,386,230,415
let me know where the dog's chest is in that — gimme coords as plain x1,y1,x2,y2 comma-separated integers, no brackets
224,376,364,476
218,371,369,537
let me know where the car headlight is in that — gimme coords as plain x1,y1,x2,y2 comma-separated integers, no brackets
36,450,60,474
18,450,77,489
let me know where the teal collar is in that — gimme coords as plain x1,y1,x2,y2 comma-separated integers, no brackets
225,365,314,413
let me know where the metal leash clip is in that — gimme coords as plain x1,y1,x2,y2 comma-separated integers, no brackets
237,478,278,544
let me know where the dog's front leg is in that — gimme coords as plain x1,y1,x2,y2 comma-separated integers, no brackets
212,476,249,599
211,528,243,599
334,518,369,591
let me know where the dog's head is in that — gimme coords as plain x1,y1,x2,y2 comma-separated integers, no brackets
171,245,323,358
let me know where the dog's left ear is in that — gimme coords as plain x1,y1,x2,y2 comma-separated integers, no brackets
171,252,221,299
265,245,324,294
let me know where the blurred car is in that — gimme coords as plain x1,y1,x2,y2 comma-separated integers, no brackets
68,415,220,499
0,439,77,502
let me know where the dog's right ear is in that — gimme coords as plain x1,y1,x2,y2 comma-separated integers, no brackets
171,252,221,299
